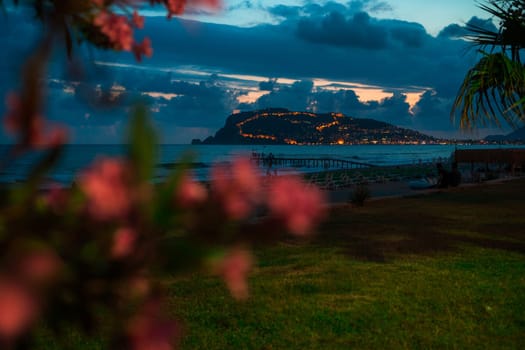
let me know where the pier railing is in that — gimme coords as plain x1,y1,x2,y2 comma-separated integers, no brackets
251,155,376,170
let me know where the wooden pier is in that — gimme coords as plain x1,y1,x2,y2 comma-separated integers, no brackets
251,155,376,170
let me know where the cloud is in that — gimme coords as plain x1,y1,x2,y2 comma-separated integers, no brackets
297,11,389,49
0,3,502,142
154,79,240,129
249,80,315,111
388,21,427,48
438,16,497,39
239,80,415,129
258,78,277,91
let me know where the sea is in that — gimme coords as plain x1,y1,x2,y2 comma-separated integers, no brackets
1,144,525,185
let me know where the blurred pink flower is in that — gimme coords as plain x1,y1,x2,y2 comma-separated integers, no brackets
0,279,38,339
94,11,134,51
78,158,132,221
45,184,69,212
44,126,68,148
91,0,104,6
127,298,179,350
132,10,145,29
133,37,153,62
17,250,62,285
210,157,261,220
112,227,137,259
216,247,253,300
165,0,186,18
176,172,207,207
267,176,326,235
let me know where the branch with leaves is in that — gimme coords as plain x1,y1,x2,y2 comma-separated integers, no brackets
0,1,327,349
452,0,525,129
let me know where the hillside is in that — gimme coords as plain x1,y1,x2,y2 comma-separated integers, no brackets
485,127,525,142
192,108,439,145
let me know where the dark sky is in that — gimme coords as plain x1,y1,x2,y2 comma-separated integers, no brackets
0,0,507,143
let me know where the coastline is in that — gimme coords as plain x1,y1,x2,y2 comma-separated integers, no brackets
325,174,525,205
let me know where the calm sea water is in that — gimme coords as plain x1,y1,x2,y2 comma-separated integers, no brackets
1,144,524,185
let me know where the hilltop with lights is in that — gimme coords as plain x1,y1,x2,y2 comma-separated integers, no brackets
192,108,442,145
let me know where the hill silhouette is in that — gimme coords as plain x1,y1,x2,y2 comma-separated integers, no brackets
192,108,438,145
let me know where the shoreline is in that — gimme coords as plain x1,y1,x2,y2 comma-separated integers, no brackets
325,175,525,205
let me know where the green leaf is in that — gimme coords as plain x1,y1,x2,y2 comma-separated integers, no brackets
127,104,158,183
152,153,196,229
10,145,64,204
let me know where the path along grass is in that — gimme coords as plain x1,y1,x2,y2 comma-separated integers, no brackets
171,179,525,349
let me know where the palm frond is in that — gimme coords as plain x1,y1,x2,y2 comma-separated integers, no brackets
451,52,525,129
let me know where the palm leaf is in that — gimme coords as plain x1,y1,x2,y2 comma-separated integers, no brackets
452,1,525,129
452,52,525,129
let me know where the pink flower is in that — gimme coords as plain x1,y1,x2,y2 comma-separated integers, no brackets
16,250,62,285
132,10,145,29
164,0,220,18
127,298,179,350
216,247,253,300
176,172,207,207
94,11,134,51
112,227,137,259
132,37,153,62
78,158,132,221
165,0,186,18
267,176,326,235
45,184,68,212
44,126,68,148
210,157,261,220
0,279,38,339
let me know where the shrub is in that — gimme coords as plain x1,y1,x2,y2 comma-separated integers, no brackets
350,183,370,206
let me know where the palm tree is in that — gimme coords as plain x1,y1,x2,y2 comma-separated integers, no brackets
452,0,525,129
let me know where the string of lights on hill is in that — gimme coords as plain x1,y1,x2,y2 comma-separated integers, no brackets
193,109,447,145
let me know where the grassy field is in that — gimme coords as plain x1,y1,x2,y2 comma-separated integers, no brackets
170,179,525,349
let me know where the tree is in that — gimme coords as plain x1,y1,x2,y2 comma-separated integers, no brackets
452,0,525,129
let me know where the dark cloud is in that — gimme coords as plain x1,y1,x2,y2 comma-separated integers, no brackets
0,3,501,142
251,80,314,111
438,16,497,39
259,78,277,91
388,21,427,48
297,11,389,49
314,89,365,114
411,90,454,131
272,1,429,50
154,79,239,129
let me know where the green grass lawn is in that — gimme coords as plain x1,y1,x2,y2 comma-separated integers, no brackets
171,179,525,349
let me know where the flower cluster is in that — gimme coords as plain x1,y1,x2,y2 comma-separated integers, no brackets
0,123,326,349
88,0,218,60
78,158,134,221
92,7,152,61
0,1,328,349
